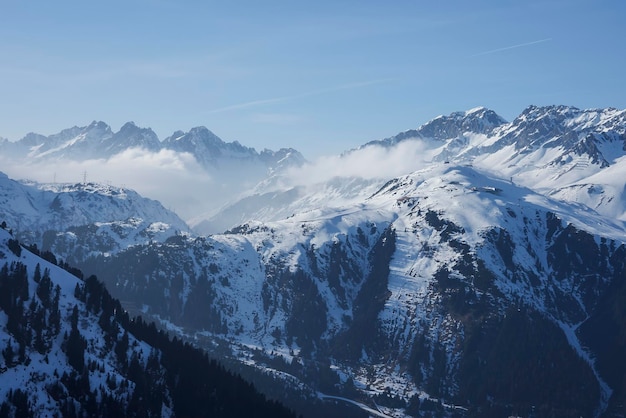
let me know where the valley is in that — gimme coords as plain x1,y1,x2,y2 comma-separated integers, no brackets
2,105,626,417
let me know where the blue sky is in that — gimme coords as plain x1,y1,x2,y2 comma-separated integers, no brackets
1,0,625,158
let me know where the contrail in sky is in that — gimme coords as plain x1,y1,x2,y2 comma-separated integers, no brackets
207,97,286,113
472,38,552,57
207,78,395,114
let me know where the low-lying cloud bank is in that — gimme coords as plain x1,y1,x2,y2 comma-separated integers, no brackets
1,138,435,223
282,139,435,187
1,148,215,219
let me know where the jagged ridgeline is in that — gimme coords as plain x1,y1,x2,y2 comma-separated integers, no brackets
3,105,626,417
80,167,626,417
0,224,296,418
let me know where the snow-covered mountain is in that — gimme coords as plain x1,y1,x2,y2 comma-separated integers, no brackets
4,105,626,417
203,105,626,234
0,225,296,417
365,106,508,148
0,172,190,262
162,126,258,167
190,176,383,235
1,121,304,171
0,121,306,229
63,162,624,417
369,105,626,220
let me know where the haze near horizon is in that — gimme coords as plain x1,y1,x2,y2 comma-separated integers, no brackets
1,1,625,158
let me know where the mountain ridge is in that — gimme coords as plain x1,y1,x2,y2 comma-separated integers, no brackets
0,121,307,227
71,162,626,416
0,225,297,417
0,121,306,171
3,104,626,416
0,172,191,263
202,104,626,234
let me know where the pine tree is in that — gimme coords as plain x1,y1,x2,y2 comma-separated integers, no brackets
33,263,41,283
36,268,52,308
49,285,61,335
0,401,9,418
65,327,86,372
7,239,21,257
70,305,79,330
2,339,15,366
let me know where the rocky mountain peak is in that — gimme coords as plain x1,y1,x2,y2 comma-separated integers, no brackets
104,121,161,155
168,130,185,140
119,121,139,131
85,120,112,136
364,107,508,148
186,126,223,144
494,105,626,157
421,106,507,139
3,105,626,416
259,147,307,170
19,132,48,148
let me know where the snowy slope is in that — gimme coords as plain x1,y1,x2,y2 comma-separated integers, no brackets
463,106,626,220
0,226,171,416
0,226,297,417
204,105,626,235
4,105,626,417
0,171,190,261
190,176,385,234
88,162,626,416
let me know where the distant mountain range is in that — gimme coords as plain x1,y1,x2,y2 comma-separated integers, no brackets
203,105,626,234
0,122,305,227
0,121,305,170
2,105,626,417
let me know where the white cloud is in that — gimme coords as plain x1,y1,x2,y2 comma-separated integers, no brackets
283,139,435,187
0,148,216,219
0,138,439,225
